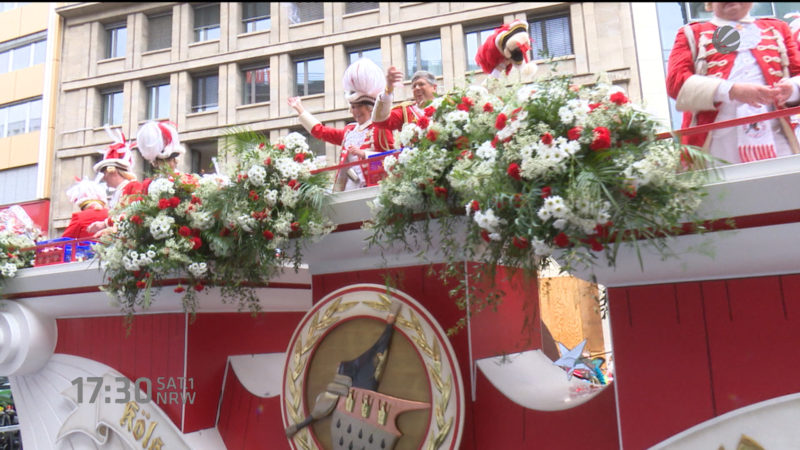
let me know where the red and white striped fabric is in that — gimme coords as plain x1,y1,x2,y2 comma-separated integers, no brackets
738,144,777,163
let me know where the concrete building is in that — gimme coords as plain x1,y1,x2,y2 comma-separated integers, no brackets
50,1,651,235
0,2,62,235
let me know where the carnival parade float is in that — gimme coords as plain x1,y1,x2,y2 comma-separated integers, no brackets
2,63,800,449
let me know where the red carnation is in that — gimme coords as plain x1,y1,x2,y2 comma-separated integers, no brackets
495,113,508,130
587,237,604,252
169,196,180,208
540,186,551,198
194,283,204,292
130,215,143,225
588,102,602,112
623,184,637,198
258,142,265,149
457,102,470,112
483,102,494,112
554,232,570,248
567,126,583,141
191,236,202,250
263,157,272,166
480,229,491,243
507,162,521,181
191,195,202,204
590,127,611,151
158,198,170,210
287,179,300,190
293,153,305,163
136,280,147,289
455,136,470,149
179,226,192,237
417,115,430,129
426,129,438,141
594,222,613,239
249,190,259,201
512,236,530,250
434,186,448,198
541,133,553,145
174,286,185,293
275,143,286,151
470,200,480,212
461,96,474,107
291,222,301,232
609,91,629,105
424,106,436,117
263,229,274,240
491,136,499,148
220,227,230,237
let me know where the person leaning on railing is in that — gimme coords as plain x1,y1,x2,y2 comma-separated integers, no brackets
667,2,800,165
289,58,394,191
62,177,109,240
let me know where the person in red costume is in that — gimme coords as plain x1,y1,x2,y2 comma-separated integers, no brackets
86,125,142,236
372,67,438,134
474,19,536,79
62,177,109,239
289,58,394,191
666,2,800,165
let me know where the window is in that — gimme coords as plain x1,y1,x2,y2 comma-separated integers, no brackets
192,73,218,112
294,56,324,96
464,24,501,72
0,97,42,137
105,23,127,59
242,65,270,104
0,34,46,73
345,2,378,14
242,2,270,33
528,15,572,60
193,3,220,42
0,3,27,13
405,36,443,78
348,46,382,68
101,89,123,125
0,165,37,205
288,2,323,24
146,81,170,120
294,128,325,157
147,12,172,51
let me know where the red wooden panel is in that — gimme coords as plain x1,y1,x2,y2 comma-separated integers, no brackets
219,367,247,449
610,283,714,449
703,276,800,415
781,274,800,320
183,311,305,433
472,370,525,449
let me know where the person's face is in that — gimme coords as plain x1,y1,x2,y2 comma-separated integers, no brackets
411,78,436,106
711,3,753,21
349,103,373,125
101,167,123,188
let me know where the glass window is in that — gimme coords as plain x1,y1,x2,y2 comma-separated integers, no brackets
529,15,573,60
146,82,170,120
348,46,382,68
464,24,500,72
345,2,378,14
101,90,123,125
192,74,218,112
193,3,220,42
147,13,172,51
6,102,26,136
27,97,41,132
105,23,127,59
405,36,443,78
295,56,324,96
11,43,29,71
242,2,270,33
288,2,323,24
32,39,46,65
0,50,8,73
0,165,37,205
242,66,270,104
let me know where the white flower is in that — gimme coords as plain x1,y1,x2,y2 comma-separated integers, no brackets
397,123,422,147
149,215,175,240
148,178,175,199
1,262,17,277
247,165,267,187
383,155,397,171
236,215,257,233
282,132,310,154
473,208,501,233
444,110,470,125
188,262,208,278
558,105,575,125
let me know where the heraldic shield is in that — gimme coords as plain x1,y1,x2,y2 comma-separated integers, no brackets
282,284,465,450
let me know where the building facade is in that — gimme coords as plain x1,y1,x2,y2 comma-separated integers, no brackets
0,2,61,234
50,1,647,235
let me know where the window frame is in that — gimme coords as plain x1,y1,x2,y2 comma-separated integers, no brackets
146,11,172,51
242,2,270,33
145,80,170,120
293,55,325,97
344,2,379,15
404,34,443,78
347,44,382,68
288,2,324,25
463,22,502,73
191,72,219,113
241,64,270,105
1,97,41,138
100,88,124,126
0,32,46,74
193,3,221,43
527,13,574,61
104,22,127,60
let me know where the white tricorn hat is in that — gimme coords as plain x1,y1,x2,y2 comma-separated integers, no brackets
66,176,107,209
342,57,386,105
93,124,135,174
136,120,185,163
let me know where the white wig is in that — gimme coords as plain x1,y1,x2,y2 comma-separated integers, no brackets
342,58,386,105
66,177,107,208
137,120,185,163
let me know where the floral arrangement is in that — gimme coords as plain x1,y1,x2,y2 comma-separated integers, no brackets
368,75,712,331
95,131,334,318
0,207,40,294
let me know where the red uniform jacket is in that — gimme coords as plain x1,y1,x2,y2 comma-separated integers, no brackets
62,208,109,239
666,18,800,147
310,121,394,153
372,102,424,134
